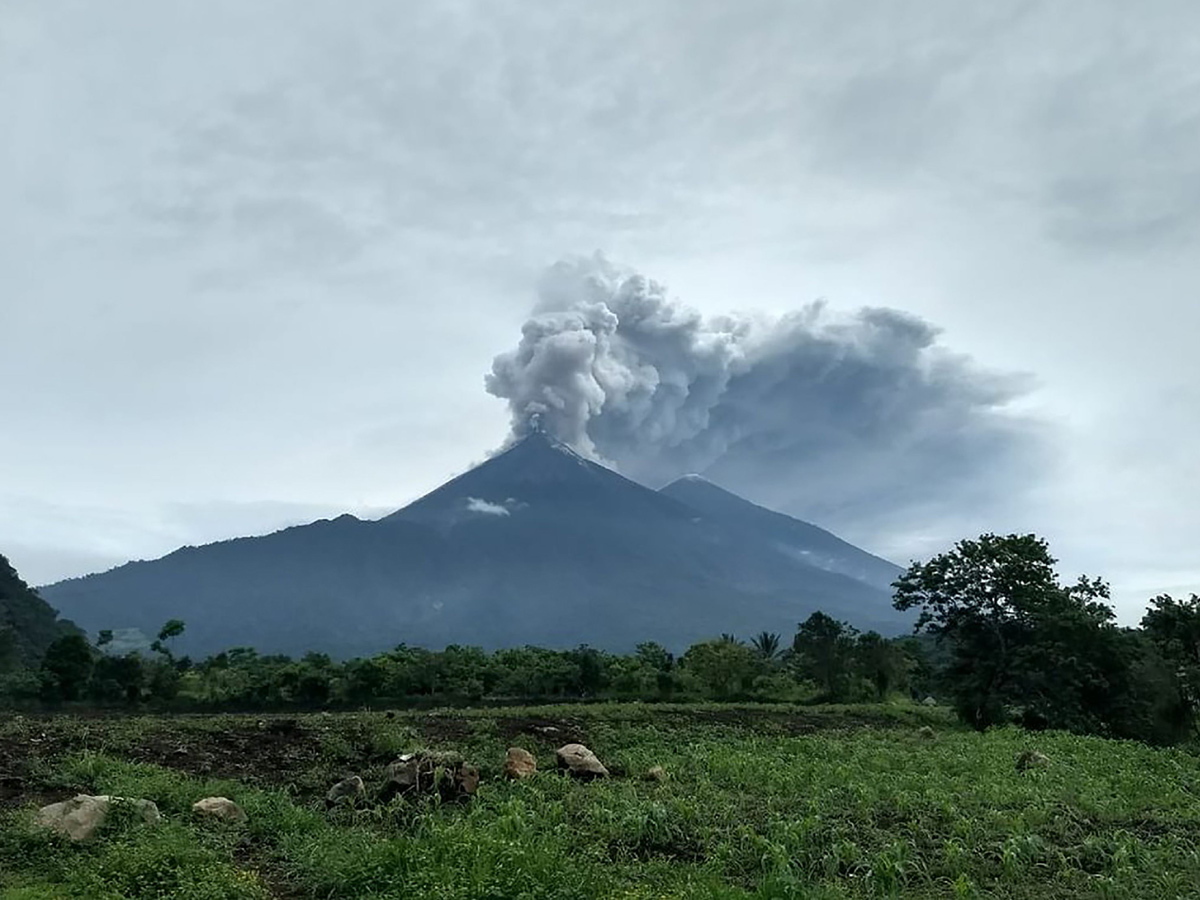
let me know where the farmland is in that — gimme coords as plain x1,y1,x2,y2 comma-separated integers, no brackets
2,703,1199,899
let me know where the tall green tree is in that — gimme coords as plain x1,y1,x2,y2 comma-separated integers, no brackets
150,619,186,657
791,612,858,700
1141,593,1200,730
893,533,1123,731
854,631,907,699
40,633,94,701
682,639,761,700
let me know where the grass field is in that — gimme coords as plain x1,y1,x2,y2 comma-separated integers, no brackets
2,703,1199,898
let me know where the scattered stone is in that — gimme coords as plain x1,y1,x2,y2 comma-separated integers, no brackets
644,766,668,782
457,764,480,798
326,775,366,806
192,796,246,822
536,725,560,734
556,743,609,780
503,748,538,780
383,755,420,796
36,794,161,842
380,751,477,803
1016,749,1050,772
917,726,937,741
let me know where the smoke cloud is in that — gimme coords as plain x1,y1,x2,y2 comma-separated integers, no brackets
486,254,1046,552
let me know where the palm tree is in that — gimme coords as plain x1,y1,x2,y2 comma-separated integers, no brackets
751,631,782,661
719,633,742,645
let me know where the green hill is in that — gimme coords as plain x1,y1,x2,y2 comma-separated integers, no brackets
0,552,74,668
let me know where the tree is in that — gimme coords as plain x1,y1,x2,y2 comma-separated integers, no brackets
569,645,609,696
150,619,186,657
854,631,906,700
893,533,1123,731
90,652,146,703
751,631,782,661
1141,593,1200,730
635,641,676,698
682,639,761,700
0,627,17,674
791,612,858,700
40,633,94,701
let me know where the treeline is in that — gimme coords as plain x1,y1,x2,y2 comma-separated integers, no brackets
1,612,932,711
4,533,1200,746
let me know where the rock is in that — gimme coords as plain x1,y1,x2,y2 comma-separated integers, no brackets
192,796,246,822
381,751,477,803
921,696,938,706
503,747,538,780
644,766,668,782
917,726,937,741
457,764,480,797
556,743,609,780
1016,749,1050,772
326,775,366,806
383,755,420,795
36,794,160,842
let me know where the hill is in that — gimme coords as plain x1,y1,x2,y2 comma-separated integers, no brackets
39,432,908,657
0,552,74,668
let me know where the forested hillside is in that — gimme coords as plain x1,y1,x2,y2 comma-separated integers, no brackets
0,552,73,668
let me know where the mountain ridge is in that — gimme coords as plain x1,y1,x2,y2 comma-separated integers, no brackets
38,434,909,657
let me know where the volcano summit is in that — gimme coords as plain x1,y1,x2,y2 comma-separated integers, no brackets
39,432,907,657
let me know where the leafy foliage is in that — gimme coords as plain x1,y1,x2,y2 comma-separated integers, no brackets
893,533,1185,740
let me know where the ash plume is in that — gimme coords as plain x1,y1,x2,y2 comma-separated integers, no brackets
486,254,1044,543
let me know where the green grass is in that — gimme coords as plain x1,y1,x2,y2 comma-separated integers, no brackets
3,703,1200,898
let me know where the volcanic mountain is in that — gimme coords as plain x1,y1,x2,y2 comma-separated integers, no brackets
39,432,907,657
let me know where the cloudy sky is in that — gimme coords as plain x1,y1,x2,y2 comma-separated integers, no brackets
2,0,1197,620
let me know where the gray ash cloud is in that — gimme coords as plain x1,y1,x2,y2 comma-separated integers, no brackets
487,253,1045,543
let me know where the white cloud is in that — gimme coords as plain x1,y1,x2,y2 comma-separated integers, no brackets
466,498,511,517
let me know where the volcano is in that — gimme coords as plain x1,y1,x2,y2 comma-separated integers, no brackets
38,432,907,657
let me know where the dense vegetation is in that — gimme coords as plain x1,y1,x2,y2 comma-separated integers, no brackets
0,553,76,672
4,705,1200,899
4,535,1200,746
5,534,1200,897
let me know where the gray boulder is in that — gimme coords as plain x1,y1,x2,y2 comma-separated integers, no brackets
36,794,161,842
326,775,366,806
192,796,246,822
556,743,609,779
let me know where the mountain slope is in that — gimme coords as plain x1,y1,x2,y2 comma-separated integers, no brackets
1,552,75,667
39,434,909,657
659,475,904,590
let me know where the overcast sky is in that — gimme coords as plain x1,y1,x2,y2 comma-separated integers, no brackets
2,0,1198,620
